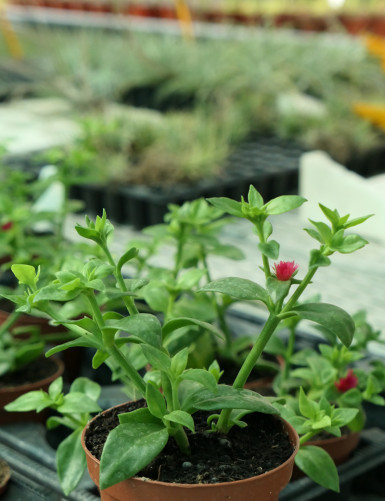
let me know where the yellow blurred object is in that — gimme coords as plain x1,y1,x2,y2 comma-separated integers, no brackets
174,0,194,40
364,34,385,60
353,103,385,133
0,0,23,59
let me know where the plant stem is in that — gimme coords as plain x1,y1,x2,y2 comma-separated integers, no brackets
216,313,280,433
173,426,191,456
0,309,22,339
278,325,296,396
86,292,146,395
101,244,139,316
281,267,318,314
299,430,319,445
255,224,271,280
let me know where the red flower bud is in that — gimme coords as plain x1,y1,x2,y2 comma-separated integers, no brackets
334,369,358,392
272,261,298,281
1,221,13,231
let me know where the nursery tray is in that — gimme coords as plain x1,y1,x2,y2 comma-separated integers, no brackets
69,136,306,229
1,421,385,501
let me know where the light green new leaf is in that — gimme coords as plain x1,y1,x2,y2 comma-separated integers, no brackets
163,410,195,432
57,428,87,495
4,390,52,413
146,382,167,419
11,264,37,288
180,369,217,392
295,445,339,492
100,423,168,489
264,196,307,215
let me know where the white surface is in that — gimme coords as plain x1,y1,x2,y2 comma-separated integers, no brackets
299,150,385,243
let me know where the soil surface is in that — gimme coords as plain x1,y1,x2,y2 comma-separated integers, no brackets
85,400,294,484
0,357,58,389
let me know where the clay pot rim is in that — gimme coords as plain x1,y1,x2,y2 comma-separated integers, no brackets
308,430,360,447
81,400,300,488
0,356,64,394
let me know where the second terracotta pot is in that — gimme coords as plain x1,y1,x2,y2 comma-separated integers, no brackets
0,356,64,425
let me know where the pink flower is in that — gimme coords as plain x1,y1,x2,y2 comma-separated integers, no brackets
334,369,358,392
272,261,298,281
1,221,13,231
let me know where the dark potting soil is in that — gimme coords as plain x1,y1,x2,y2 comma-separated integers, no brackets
85,400,294,484
0,357,58,389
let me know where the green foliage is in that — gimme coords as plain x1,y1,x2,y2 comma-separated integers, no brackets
2,186,372,495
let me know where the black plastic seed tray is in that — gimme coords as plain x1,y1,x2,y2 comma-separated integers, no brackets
69,136,307,229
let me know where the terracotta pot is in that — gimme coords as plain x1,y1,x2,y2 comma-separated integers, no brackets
0,306,84,382
0,356,64,425
81,403,299,501
0,459,11,497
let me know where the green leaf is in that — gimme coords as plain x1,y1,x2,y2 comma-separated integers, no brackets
176,269,206,290
199,277,268,304
184,385,278,414
48,377,63,400
264,195,307,215
266,277,291,304
107,314,162,348
92,349,109,369
180,369,217,392
298,388,318,420
11,264,37,288
206,197,244,218
162,317,224,341
69,378,101,402
141,345,171,372
258,240,280,260
332,408,359,428
308,220,332,244
344,214,373,229
99,422,168,489
163,410,195,432
309,249,331,269
319,204,340,227
57,393,102,414
146,382,167,419
57,428,87,495
117,247,139,274
293,303,355,347
4,390,53,413
170,348,189,376
337,234,369,254
295,445,339,492
119,408,162,425
247,186,264,208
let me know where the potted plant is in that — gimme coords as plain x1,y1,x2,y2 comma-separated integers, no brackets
0,292,65,424
4,186,372,498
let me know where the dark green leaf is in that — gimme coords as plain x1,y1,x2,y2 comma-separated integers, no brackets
295,446,339,492
293,303,354,347
258,240,280,260
100,423,168,489
57,429,87,495
199,277,268,304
